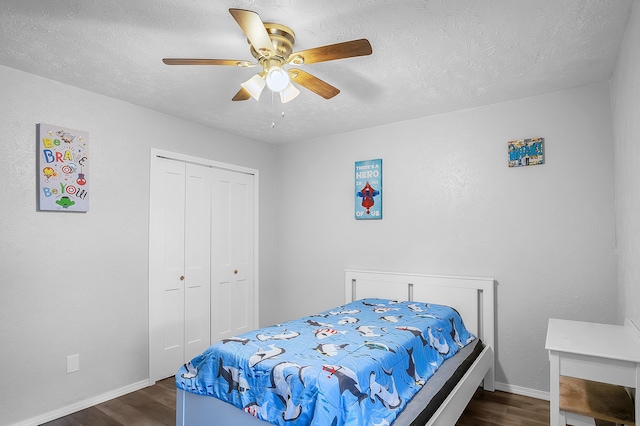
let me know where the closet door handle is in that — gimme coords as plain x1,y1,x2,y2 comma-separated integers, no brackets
180,275,185,281
234,270,238,275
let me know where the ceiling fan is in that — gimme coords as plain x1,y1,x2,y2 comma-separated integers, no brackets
163,8,373,104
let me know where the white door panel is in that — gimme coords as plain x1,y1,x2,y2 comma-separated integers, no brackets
164,288,183,350
232,278,249,332
230,179,249,265
184,164,212,360
213,280,232,336
150,158,186,379
211,169,254,343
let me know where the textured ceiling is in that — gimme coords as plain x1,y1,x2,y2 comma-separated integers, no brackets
0,0,634,144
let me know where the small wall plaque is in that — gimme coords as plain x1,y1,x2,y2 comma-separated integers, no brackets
508,137,544,167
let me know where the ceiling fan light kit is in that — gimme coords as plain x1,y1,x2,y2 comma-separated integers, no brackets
240,74,266,100
280,83,300,103
265,66,290,92
163,8,372,104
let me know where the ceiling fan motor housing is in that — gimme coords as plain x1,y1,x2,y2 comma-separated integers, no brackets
250,23,296,69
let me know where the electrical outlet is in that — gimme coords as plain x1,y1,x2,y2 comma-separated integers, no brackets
67,354,80,373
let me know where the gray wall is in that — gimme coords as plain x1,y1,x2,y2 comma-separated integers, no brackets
612,0,640,327
0,65,278,426
275,82,618,394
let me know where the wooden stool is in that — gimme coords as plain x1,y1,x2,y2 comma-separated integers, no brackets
560,376,635,426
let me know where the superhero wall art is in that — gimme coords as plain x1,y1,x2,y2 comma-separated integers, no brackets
355,159,382,220
37,123,89,212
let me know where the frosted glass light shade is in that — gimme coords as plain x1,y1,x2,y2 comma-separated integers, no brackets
279,83,300,103
265,67,290,92
241,74,266,100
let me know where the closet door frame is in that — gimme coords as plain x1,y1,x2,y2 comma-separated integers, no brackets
148,148,260,384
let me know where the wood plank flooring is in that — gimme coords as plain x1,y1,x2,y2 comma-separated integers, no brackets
43,380,554,425
42,379,176,426
457,389,550,426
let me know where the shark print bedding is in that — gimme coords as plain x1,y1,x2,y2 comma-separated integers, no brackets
175,298,475,426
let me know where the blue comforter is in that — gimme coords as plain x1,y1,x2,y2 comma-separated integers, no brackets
176,298,475,425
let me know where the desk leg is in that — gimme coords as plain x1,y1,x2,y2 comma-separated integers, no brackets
549,351,566,425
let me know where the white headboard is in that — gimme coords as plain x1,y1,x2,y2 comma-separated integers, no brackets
344,269,495,354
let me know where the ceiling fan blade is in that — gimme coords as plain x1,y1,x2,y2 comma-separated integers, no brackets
229,9,275,56
163,58,252,66
232,87,252,101
288,69,340,99
290,39,372,65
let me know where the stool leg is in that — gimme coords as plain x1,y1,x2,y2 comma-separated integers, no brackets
632,363,640,425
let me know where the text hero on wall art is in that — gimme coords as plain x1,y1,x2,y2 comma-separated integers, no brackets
355,159,382,220
37,123,89,212
508,137,544,167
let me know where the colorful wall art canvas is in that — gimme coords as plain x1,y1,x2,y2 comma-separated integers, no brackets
508,137,544,167
355,159,382,220
37,123,90,212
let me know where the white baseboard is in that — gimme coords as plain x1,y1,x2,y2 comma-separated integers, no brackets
10,379,150,426
495,381,550,401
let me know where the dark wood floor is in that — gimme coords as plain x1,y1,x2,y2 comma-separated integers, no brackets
43,379,556,425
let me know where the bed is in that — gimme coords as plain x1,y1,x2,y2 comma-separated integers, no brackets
176,269,495,425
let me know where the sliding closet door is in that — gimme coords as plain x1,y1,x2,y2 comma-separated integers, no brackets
210,168,255,343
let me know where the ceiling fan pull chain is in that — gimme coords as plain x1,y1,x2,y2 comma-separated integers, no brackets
271,91,276,128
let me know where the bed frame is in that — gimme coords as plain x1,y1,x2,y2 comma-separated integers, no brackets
176,269,495,426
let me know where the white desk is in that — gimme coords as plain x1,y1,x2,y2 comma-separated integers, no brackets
546,318,640,426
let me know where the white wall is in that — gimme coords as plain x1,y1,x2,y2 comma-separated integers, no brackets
0,33,630,421
0,65,278,425
276,82,618,393
612,0,640,327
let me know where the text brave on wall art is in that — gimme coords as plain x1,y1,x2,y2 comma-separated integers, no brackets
37,123,89,212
